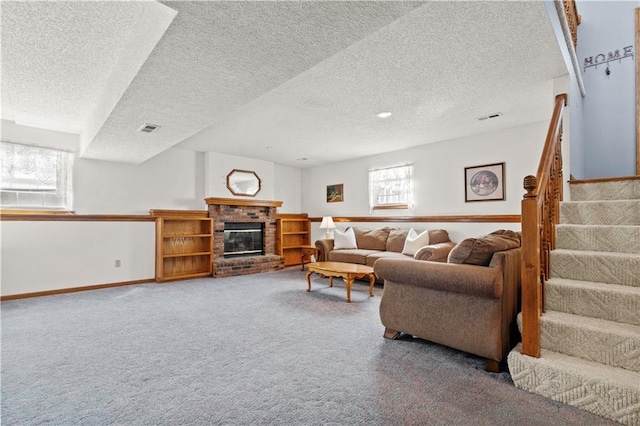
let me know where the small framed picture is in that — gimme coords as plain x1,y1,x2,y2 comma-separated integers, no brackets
464,162,505,202
326,184,344,203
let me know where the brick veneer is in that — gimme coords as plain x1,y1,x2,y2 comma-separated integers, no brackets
207,199,284,277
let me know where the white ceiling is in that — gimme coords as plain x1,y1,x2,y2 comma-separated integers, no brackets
1,0,567,168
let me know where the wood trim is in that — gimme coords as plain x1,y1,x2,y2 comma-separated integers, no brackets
570,175,640,185
149,209,209,218
636,8,639,175
204,197,283,208
0,278,155,301
562,0,580,48
0,209,75,215
0,213,155,222
372,204,410,210
276,213,308,219
309,214,520,223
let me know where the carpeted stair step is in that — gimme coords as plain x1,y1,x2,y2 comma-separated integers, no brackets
570,178,640,202
540,311,640,372
545,278,640,326
560,200,640,226
556,224,640,253
550,249,640,287
508,343,640,425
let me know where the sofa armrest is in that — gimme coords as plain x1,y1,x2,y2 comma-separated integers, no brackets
374,258,503,299
315,239,334,262
414,242,457,262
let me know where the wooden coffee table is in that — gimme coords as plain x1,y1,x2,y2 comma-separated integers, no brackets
305,261,376,303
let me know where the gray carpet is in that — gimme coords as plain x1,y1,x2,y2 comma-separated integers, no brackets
1,268,616,425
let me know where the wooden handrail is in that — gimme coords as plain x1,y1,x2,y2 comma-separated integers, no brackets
520,93,567,357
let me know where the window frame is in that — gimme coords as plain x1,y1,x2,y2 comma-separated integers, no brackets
368,164,414,211
1,140,74,212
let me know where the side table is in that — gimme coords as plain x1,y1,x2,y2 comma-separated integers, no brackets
299,245,318,271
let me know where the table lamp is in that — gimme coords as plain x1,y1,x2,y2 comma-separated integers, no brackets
319,216,336,239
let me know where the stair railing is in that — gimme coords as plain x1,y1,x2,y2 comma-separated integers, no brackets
520,93,567,357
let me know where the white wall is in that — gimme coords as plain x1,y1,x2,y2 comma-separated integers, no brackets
577,1,638,178
302,121,549,241
275,164,302,213
0,221,155,296
204,152,276,200
75,148,205,214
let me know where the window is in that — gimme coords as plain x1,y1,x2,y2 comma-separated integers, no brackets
368,164,413,210
1,141,74,210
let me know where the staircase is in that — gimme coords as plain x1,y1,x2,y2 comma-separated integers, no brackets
508,177,640,425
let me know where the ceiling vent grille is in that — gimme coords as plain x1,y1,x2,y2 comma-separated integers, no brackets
476,112,502,121
138,123,160,133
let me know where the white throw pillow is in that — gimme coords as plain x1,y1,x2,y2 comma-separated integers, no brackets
333,227,358,250
402,228,430,256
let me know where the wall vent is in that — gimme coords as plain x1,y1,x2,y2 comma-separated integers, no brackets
476,112,502,121
138,123,161,133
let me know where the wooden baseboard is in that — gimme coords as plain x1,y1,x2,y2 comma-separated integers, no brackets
0,278,155,301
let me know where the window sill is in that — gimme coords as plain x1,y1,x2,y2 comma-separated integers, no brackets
372,204,410,210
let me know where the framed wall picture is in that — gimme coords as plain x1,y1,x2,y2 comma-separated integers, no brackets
464,162,505,202
326,184,344,203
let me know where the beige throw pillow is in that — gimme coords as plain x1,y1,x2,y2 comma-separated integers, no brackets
333,228,358,250
401,228,430,256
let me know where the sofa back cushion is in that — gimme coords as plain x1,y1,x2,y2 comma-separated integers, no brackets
448,229,521,266
428,229,451,245
386,228,410,252
353,227,390,250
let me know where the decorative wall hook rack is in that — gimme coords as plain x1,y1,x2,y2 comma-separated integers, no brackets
583,45,634,72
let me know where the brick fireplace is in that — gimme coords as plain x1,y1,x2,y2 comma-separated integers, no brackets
205,197,284,277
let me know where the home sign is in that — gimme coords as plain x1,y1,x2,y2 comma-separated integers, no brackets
583,45,633,71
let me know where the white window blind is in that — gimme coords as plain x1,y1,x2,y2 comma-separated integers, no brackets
1,141,74,210
368,164,413,210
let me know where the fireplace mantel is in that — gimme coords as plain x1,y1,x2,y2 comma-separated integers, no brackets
205,197,283,208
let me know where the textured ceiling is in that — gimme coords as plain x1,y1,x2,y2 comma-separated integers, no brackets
1,1,567,167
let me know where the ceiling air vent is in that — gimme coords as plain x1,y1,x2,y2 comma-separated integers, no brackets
476,112,502,121
138,123,161,133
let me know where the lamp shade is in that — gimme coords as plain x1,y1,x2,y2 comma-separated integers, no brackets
319,216,336,230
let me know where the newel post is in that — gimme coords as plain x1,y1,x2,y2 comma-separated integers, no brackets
521,175,542,357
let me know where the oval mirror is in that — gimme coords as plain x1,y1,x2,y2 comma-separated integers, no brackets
226,169,261,197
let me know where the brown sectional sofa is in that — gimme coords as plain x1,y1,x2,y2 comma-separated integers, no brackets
314,227,457,266
373,230,522,372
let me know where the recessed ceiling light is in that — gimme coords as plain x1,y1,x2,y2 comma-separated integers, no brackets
265,146,272,150
376,112,392,118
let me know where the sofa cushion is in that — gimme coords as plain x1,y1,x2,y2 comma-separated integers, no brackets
448,230,521,266
386,228,410,253
334,227,358,249
402,228,430,256
353,227,390,250
328,249,380,265
428,229,451,245
365,250,411,267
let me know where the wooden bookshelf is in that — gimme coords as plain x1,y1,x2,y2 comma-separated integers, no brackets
276,213,312,267
150,210,213,282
